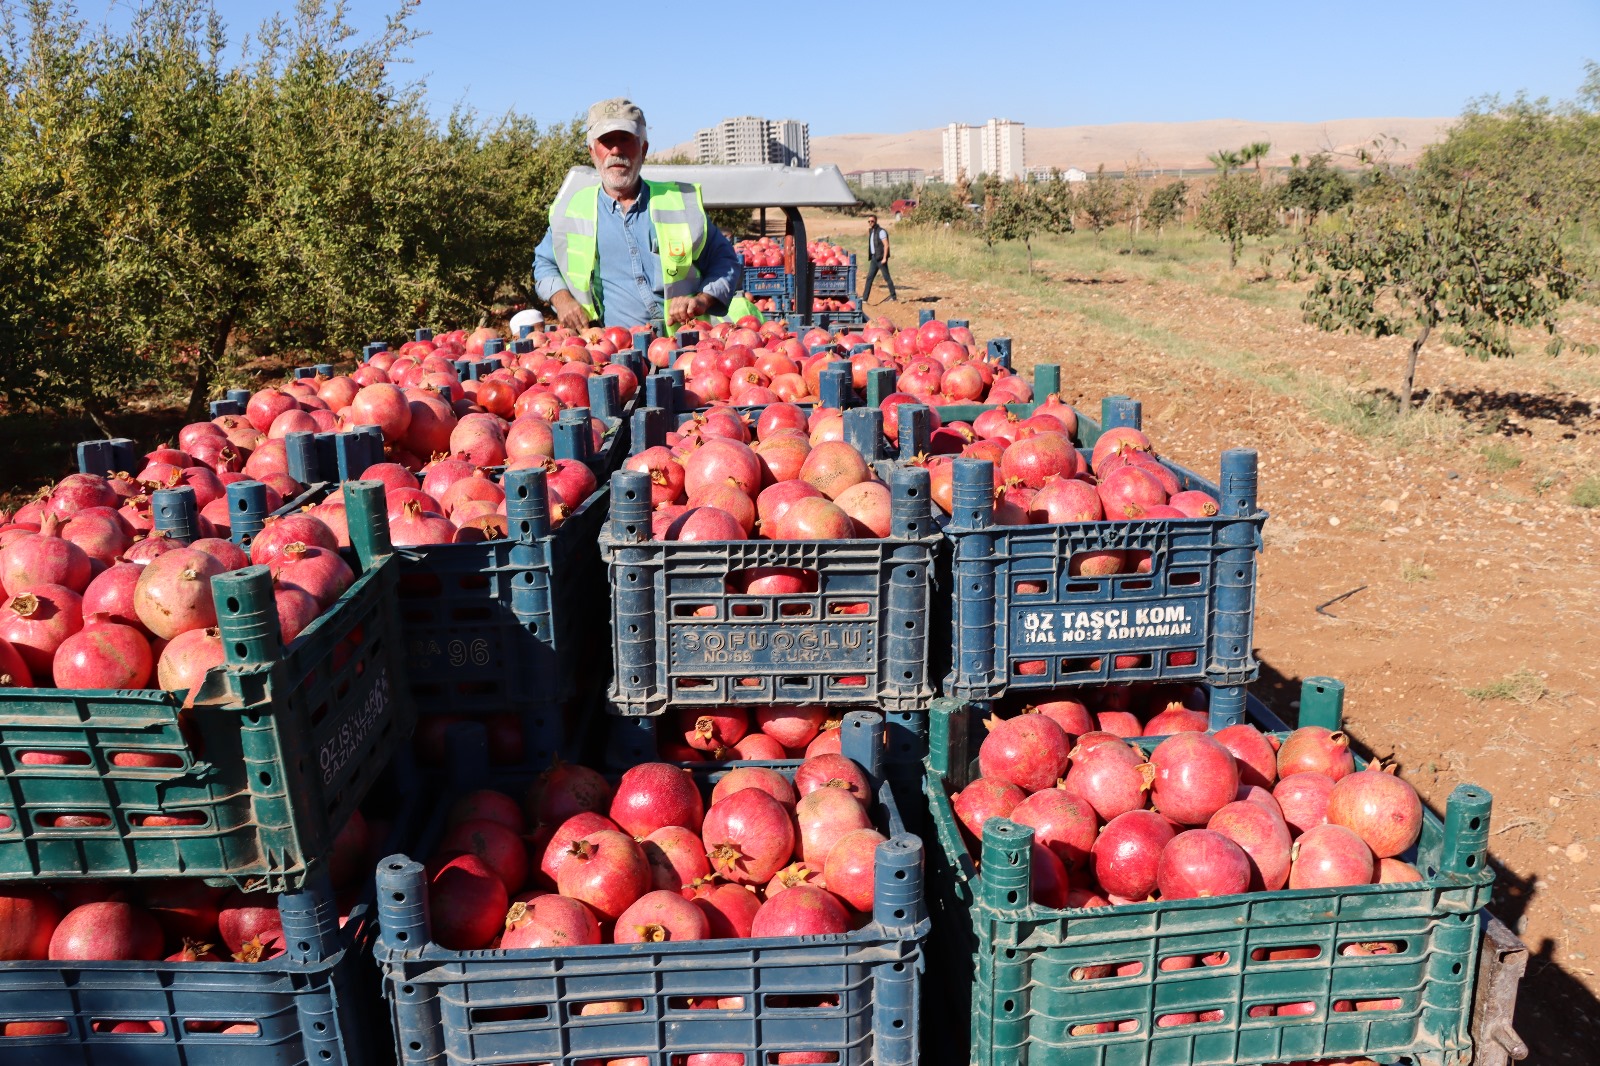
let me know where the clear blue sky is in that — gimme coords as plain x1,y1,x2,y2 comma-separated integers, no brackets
99,0,1598,147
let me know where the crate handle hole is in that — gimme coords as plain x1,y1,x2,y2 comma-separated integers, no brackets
1250,945,1321,963
895,869,906,879
1469,816,1481,830
259,772,272,787
1170,572,1202,587
471,1004,553,1023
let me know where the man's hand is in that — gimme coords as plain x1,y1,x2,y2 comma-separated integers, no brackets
550,290,590,333
668,292,711,327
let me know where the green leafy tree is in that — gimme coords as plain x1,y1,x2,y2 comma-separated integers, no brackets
1240,140,1272,172
1278,153,1354,226
1196,172,1277,268
1076,165,1120,242
984,178,1047,271
1207,148,1242,175
902,179,968,227
1146,180,1188,237
1034,169,1076,235
1292,168,1582,414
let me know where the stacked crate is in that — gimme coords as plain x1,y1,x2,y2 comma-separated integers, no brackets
0,479,416,1066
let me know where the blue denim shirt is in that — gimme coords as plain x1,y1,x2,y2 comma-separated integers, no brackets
532,182,740,328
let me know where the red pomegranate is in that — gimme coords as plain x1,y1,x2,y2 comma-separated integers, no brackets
767,496,853,540
0,886,62,960
1326,765,1423,858
750,885,850,938
798,442,871,501
539,812,620,888
133,548,224,640
702,788,797,886
555,829,651,921
614,890,711,943
641,825,713,891
428,853,508,950
140,880,222,943
1092,810,1176,900
1213,723,1279,789
1207,800,1293,891
1277,726,1355,781
710,766,797,808
678,707,749,754
794,753,871,803
1010,788,1100,870
1097,465,1169,520
1062,738,1153,822
2,584,85,683
440,818,528,894
1149,733,1239,827
795,786,871,869
248,513,339,567
979,714,1072,794
1375,858,1424,884
823,828,886,911
1156,829,1252,900
1289,824,1375,889
501,894,601,949
48,901,164,961
1273,772,1337,837
1,515,92,595
756,705,828,749
609,763,704,837
951,777,1025,844
690,881,763,939
52,617,153,689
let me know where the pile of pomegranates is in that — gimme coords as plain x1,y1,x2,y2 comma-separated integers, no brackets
0,809,373,990
623,405,894,543
0,473,364,692
422,753,886,952
734,237,786,270
649,316,1027,410
655,705,845,762
949,698,1426,912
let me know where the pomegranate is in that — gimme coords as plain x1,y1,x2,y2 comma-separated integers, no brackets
795,786,872,868
755,481,825,532
624,446,688,506
133,548,224,639
1273,772,1337,837
0,886,62,960
390,501,456,545
668,506,747,542
614,890,711,943
823,829,886,911
274,586,321,644
2,585,85,683
1092,810,1176,900
440,818,528,894
346,383,412,441
555,829,651,921
1030,841,1071,907
1143,708,1209,735
750,885,850,937
683,439,762,498
1168,490,1220,518
1207,800,1293,891
1213,723,1279,789
1277,726,1355,781
52,617,153,689
690,881,763,939
1000,433,1080,488
61,512,131,566
428,853,508,950
768,496,853,540
248,513,339,567
48,473,120,519
1289,824,1375,889
678,707,749,754
1149,733,1239,827
447,790,526,834
642,825,713,891
539,812,620,888
1062,737,1153,822
978,714,1072,793
1010,788,1100,870
1,515,92,595
188,537,248,572
703,788,797,885
502,894,601,949
710,766,797,808
0,635,32,686
733,733,787,760
609,763,704,836
1326,765,1423,858
1090,426,1153,471
81,562,145,631
794,753,871,803
835,480,892,537
246,388,299,433
1375,858,1424,884
526,762,614,828
140,880,222,943
49,901,165,960
756,704,828,749
952,777,1025,842
270,543,355,610
1097,465,1169,519
798,442,870,501
1157,829,1252,899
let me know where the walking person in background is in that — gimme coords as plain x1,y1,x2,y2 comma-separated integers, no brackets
861,214,897,304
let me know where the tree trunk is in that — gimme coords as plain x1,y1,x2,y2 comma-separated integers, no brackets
187,312,236,421
1400,324,1431,417
1025,236,1032,274
1228,236,1239,270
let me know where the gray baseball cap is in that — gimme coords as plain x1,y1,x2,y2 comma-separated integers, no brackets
587,98,646,143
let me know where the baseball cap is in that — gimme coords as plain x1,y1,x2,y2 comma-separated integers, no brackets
587,98,646,144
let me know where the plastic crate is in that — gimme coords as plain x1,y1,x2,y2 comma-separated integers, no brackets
600,454,940,716
943,394,1266,698
811,258,858,297
0,482,415,893
395,466,609,771
373,712,927,1066
922,679,1496,1066
742,263,794,297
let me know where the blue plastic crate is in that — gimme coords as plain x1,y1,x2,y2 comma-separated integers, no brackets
943,396,1266,699
394,466,609,771
811,258,858,297
373,711,926,1066
920,679,1495,1066
742,263,793,297
600,461,940,717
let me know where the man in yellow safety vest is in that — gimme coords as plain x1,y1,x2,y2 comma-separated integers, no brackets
533,98,751,335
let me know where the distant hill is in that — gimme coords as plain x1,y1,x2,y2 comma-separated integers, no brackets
671,117,1456,175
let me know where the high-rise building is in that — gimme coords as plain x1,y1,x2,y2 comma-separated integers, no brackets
846,168,926,188
694,116,810,166
769,119,810,167
941,123,983,182
982,118,1026,181
942,119,1026,181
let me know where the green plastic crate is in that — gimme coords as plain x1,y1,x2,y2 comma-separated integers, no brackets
0,481,415,893
922,680,1495,1066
